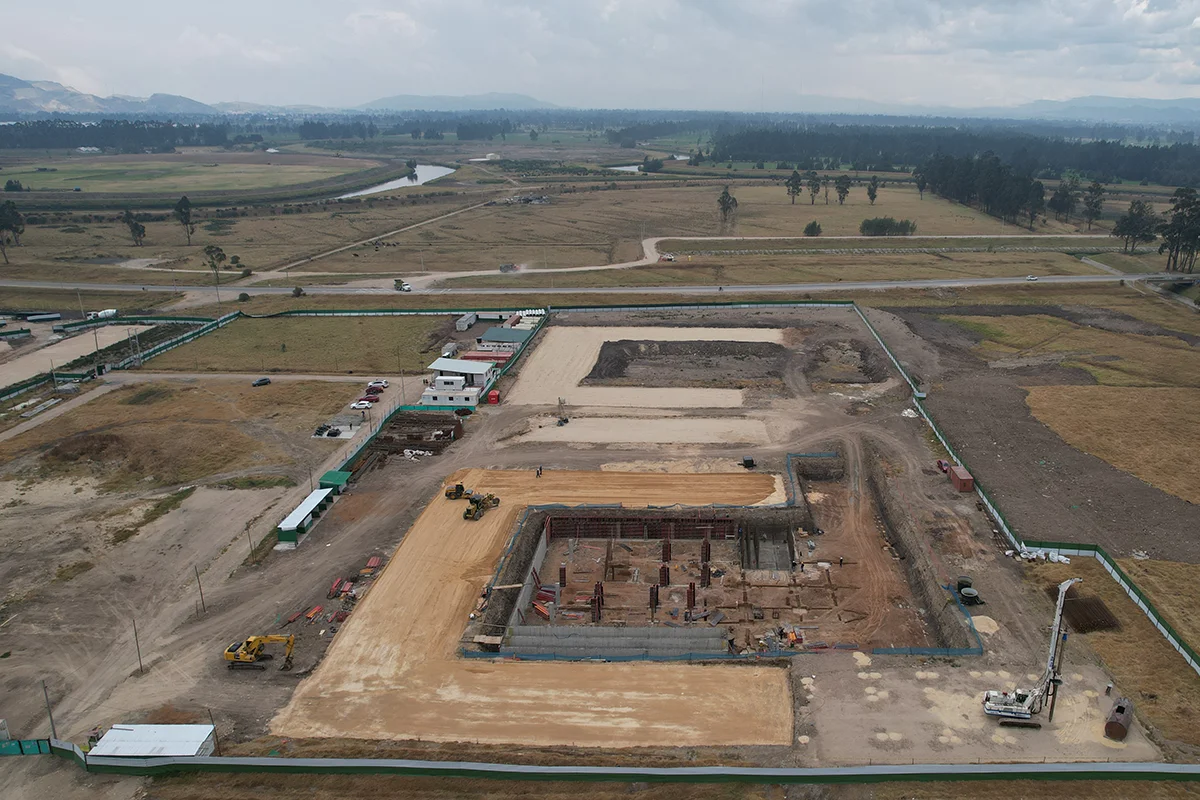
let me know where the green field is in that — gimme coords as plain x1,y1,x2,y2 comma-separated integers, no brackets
149,315,454,374
2,153,380,194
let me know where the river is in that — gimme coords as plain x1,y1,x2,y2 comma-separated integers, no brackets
336,164,457,199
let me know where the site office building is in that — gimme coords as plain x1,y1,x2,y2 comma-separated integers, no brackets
421,356,498,407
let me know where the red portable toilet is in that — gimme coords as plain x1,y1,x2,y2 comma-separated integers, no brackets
488,389,500,404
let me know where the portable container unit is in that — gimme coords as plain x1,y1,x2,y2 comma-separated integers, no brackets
455,313,478,332
949,465,974,492
89,724,215,757
488,389,501,404
461,350,510,363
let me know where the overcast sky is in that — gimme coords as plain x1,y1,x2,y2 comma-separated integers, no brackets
4,0,1200,109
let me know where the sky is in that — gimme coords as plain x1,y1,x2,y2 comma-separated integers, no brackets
3,0,1200,110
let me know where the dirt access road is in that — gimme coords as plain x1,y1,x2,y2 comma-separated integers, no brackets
271,467,793,748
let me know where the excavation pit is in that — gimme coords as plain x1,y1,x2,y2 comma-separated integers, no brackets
480,496,935,659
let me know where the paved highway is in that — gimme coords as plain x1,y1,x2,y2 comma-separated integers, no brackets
0,272,1176,298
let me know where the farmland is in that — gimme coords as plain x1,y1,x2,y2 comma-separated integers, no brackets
149,315,456,374
2,150,380,194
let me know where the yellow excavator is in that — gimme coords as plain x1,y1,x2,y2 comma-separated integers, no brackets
224,634,295,671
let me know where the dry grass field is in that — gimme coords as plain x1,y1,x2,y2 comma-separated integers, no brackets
149,773,777,800
3,192,483,282
862,780,1200,800
1026,386,1200,503
0,380,347,490
1117,560,1200,655
1090,251,1169,273
308,183,1027,276
1029,558,1200,749
441,251,1104,289
945,314,1200,386
149,315,453,374
0,287,181,313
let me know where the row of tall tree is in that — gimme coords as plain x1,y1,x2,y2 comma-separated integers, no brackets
712,125,1200,185
783,171,875,206
0,120,230,151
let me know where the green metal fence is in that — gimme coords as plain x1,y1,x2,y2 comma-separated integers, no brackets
852,304,1200,679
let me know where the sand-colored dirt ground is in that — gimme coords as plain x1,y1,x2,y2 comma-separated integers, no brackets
0,326,153,385
271,468,792,747
515,415,772,444
506,327,784,408
807,654,1159,765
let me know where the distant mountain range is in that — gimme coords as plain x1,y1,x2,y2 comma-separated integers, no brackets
357,92,556,111
0,73,216,114
1,71,1197,124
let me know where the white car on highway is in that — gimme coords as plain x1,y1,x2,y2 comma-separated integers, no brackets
1025,275,1039,281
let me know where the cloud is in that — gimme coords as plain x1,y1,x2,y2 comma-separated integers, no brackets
344,9,421,37
2,0,1200,108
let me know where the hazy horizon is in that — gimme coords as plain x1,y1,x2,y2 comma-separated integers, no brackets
3,0,1200,111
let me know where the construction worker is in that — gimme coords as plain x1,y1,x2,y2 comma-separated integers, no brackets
536,465,543,478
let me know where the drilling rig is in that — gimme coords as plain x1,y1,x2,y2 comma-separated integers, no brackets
982,577,1080,720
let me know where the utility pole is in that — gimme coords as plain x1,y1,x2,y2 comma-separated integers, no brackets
133,618,144,675
42,680,57,740
78,290,101,377
194,565,206,613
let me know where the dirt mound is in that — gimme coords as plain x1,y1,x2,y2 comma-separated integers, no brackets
46,432,126,464
803,339,890,384
583,339,791,388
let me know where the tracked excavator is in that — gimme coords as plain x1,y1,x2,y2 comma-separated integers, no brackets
224,634,295,671
982,577,1080,719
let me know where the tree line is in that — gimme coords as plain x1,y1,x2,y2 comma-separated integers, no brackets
1112,188,1200,272
0,120,230,151
711,125,1200,185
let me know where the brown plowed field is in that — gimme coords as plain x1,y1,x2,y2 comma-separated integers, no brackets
271,468,792,747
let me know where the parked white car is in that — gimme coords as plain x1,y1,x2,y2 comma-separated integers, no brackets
350,400,373,410
368,380,389,388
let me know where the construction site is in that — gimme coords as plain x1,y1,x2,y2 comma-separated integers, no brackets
2,300,1192,799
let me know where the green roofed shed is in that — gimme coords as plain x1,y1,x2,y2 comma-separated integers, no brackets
319,470,352,494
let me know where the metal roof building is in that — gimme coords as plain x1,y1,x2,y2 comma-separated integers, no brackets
478,327,531,343
428,357,495,374
89,724,215,757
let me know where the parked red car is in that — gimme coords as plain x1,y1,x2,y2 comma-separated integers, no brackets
356,395,382,403
365,386,384,395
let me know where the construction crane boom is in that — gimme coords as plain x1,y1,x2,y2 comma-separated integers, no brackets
982,577,1080,720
